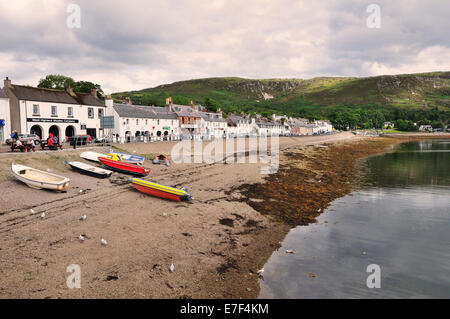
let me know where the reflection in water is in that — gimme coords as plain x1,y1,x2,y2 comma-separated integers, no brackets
259,140,450,299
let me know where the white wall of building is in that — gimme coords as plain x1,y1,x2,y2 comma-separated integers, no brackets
0,95,11,143
20,100,105,140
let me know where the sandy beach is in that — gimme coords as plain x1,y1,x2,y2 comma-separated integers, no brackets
0,132,401,298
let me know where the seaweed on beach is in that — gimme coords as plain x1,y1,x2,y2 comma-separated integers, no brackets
231,138,397,226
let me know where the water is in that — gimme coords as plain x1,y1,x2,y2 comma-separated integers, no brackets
259,140,450,299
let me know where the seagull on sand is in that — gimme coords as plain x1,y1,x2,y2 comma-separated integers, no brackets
30,209,36,215
101,238,107,246
78,235,85,242
79,215,87,221
169,264,175,273
40,212,46,219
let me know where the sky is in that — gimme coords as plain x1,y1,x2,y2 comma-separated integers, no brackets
0,0,449,94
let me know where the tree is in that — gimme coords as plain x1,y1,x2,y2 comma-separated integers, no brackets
38,74,75,90
431,121,445,130
38,75,104,97
203,97,220,112
72,81,104,97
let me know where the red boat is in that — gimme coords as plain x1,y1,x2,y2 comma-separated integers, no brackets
98,155,150,176
129,178,192,202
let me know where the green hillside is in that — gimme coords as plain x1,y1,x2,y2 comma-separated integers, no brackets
112,72,450,130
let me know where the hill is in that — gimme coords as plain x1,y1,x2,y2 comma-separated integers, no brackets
112,72,450,129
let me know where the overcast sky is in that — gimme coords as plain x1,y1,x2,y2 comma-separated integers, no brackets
0,0,449,93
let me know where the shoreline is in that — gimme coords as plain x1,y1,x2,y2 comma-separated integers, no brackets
0,134,425,298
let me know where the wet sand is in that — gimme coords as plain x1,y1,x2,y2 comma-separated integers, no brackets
0,133,397,298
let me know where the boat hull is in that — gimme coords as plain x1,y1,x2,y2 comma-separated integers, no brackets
12,163,70,192
68,162,113,179
130,178,192,202
80,151,105,163
110,152,144,165
99,157,150,176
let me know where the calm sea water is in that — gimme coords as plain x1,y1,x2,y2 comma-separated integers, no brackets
259,140,450,299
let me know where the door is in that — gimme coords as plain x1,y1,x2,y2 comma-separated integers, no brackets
86,128,97,139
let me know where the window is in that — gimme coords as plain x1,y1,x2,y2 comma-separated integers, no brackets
98,108,104,118
145,120,148,125
68,107,73,117
126,119,129,124
136,119,139,125
157,120,160,125
51,105,57,116
33,104,39,115
88,108,94,118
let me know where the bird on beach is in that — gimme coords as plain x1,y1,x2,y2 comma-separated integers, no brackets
40,212,45,219
101,238,107,246
30,209,36,215
169,264,175,273
79,215,87,221
78,235,85,242
257,268,264,276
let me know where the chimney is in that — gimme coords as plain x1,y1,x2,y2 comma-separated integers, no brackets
122,97,132,105
91,88,98,99
4,77,12,89
165,97,173,106
66,84,76,97
216,108,222,115
190,100,194,107
104,95,113,107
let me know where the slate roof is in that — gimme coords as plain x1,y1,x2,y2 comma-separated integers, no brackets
113,103,178,120
199,111,227,123
171,104,202,118
8,84,106,106
0,88,8,99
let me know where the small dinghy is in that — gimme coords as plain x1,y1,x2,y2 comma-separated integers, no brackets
99,154,150,176
152,154,170,166
109,151,145,165
65,161,113,179
11,163,70,192
129,178,192,202
80,151,105,163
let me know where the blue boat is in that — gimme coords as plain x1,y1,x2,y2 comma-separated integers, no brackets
108,151,145,165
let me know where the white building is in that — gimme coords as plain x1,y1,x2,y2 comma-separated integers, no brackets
0,88,11,143
3,77,107,141
106,103,179,142
226,114,258,137
314,120,333,134
198,111,228,138
256,119,284,136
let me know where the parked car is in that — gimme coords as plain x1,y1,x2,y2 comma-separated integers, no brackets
6,133,41,145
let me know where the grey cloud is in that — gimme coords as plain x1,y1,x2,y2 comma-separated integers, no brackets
0,0,448,93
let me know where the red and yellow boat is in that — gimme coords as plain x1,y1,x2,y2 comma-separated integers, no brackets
99,154,150,176
129,178,192,202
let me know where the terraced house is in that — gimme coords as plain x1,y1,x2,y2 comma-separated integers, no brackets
106,103,179,142
2,77,108,141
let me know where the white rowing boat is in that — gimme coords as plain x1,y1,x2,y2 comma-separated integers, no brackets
66,161,113,178
11,163,70,192
80,151,105,162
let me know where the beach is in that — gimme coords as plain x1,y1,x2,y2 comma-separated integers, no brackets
0,133,400,298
